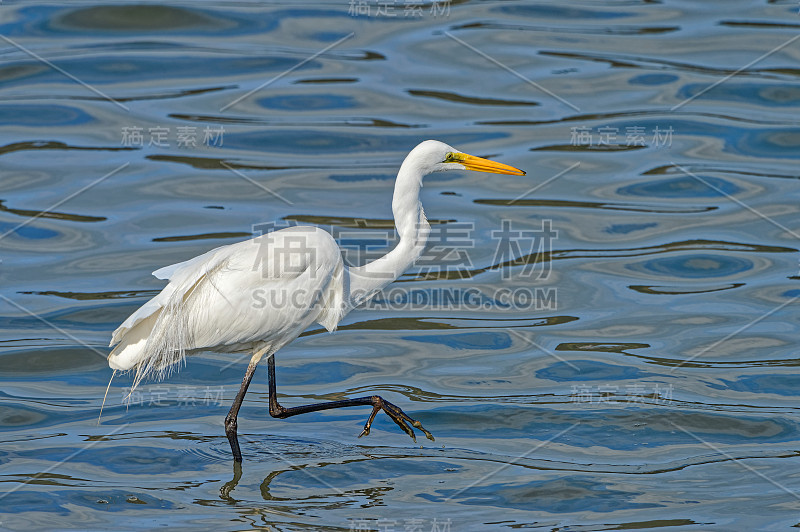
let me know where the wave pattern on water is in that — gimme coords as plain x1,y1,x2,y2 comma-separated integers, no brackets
1,1,800,530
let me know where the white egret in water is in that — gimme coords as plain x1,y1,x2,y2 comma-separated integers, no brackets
107,140,525,462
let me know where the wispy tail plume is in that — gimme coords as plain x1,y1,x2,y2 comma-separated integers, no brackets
98,369,116,424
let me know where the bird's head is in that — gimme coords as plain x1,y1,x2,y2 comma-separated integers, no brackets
407,139,525,177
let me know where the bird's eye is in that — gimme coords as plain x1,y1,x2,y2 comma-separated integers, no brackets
443,152,457,163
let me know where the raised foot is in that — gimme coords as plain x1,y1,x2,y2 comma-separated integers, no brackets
358,396,435,443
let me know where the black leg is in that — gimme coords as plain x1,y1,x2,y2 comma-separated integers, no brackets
266,354,434,442
225,361,258,462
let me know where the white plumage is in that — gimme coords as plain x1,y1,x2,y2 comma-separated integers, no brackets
109,226,344,388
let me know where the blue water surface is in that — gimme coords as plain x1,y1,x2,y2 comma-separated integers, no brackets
1,1,799,530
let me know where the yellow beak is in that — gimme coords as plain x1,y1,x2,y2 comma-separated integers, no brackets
456,153,526,176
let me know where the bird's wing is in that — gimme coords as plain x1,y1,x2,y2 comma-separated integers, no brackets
109,244,228,346
152,244,225,280
179,226,345,349
109,227,345,377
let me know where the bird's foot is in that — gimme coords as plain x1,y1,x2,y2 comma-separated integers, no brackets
358,395,435,443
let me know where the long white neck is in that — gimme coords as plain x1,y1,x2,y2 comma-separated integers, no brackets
347,156,432,309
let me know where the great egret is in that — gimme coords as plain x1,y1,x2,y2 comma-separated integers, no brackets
108,139,525,462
